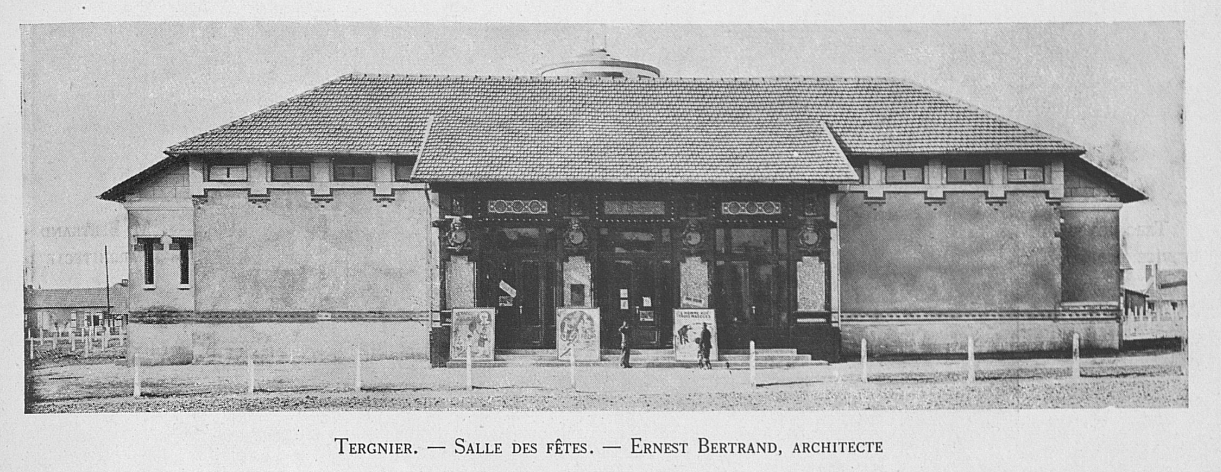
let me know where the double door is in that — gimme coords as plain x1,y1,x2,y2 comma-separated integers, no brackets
598,257,674,349
480,256,554,349
713,228,792,349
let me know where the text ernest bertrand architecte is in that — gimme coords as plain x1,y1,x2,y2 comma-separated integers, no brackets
334,437,883,456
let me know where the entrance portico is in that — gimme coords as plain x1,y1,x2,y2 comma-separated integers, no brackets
431,183,846,358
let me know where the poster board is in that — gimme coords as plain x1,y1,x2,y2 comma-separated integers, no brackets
555,307,600,361
449,308,496,361
673,309,717,362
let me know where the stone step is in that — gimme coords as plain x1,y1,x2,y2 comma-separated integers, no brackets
498,348,800,355
445,359,828,369
721,348,800,355
719,354,812,361
491,349,808,363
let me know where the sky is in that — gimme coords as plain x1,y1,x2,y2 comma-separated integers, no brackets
20,21,1185,288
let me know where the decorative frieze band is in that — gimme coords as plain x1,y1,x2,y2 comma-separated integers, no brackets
129,311,432,323
487,199,549,214
840,310,1119,322
721,201,782,215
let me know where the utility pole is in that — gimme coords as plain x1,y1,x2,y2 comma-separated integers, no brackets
104,246,112,331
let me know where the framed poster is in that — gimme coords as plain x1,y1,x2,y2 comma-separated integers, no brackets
555,308,600,361
673,309,717,362
450,308,496,361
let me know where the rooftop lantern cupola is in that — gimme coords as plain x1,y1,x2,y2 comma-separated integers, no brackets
538,48,661,78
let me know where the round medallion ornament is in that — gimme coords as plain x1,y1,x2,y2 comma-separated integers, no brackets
567,227,586,246
444,218,473,254
563,218,589,254
684,230,702,247
799,227,820,246
680,219,706,255
449,228,469,246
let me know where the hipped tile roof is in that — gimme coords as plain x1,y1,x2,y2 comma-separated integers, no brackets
418,116,856,183
164,74,1085,183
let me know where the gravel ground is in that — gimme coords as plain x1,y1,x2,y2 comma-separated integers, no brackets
30,376,1185,412
26,352,1187,412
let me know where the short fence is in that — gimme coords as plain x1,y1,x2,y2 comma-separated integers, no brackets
25,327,128,358
1123,315,1186,341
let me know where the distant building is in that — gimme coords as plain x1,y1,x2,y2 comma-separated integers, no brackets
24,281,130,337
100,48,1146,365
1122,269,1187,341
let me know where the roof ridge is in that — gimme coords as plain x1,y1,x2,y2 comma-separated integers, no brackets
897,78,1086,153
167,73,356,154
346,74,904,83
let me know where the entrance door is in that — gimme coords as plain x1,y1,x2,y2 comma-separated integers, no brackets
479,226,556,349
713,228,791,349
597,225,674,349
599,259,674,349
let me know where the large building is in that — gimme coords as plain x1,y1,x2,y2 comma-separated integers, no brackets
100,50,1145,365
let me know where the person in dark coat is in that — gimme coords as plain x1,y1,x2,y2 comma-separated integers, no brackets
698,323,713,369
619,321,632,368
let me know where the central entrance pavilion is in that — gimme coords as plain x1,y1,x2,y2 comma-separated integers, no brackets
416,109,858,359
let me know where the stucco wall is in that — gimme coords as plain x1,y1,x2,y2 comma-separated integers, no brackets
126,164,195,314
1061,209,1121,303
839,191,1061,311
194,188,432,313
127,320,429,365
841,319,1120,355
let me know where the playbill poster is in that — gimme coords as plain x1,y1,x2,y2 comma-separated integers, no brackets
450,308,495,361
555,308,600,361
673,309,717,362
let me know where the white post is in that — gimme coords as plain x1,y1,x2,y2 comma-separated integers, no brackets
353,345,362,392
69,330,76,353
52,332,58,350
465,336,473,391
749,340,757,387
967,337,976,382
1072,333,1080,379
247,349,255,394
132,354,141,398
860,338,868,383
28,338,34,360
84,327,92,357
569,339,577,390
1181,336,1188,376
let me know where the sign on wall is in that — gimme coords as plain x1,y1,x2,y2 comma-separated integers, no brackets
450,308,496,361
555,307,600,361
673,309,717,362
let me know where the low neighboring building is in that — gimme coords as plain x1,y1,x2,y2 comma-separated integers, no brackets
1147,269,1188,329
1122,269,1187,341
23,281,130,337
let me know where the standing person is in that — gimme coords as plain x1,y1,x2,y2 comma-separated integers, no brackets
619,320,632,368
698,322,713,370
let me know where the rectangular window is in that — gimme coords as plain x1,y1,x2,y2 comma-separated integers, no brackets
885,166,924,184
730,229,773,254
603,200,667,215
394,156,417,181
492,227,544,252
172,238,192,286
1007,164,1045,183
270,159,312,181
206,157,248,181
333,157,374,181
945,162,985,183
136,237,162,286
